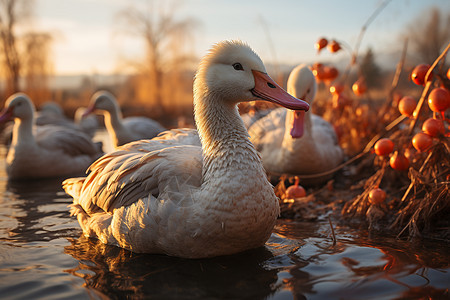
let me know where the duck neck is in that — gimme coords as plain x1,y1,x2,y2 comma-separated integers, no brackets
11,117,35,147
194,93,263,181
103,106,127,139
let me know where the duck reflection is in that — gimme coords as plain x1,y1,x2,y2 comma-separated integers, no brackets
274,221,450,299
64,236,279,299
268,221,344,299
4,178,78,242
2,171,448,300
340,236,450,299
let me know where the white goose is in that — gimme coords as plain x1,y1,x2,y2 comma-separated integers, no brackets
0,93,103,180
62,40,309,258
1,101,89,146
34,101,76,128
83,91,166,148
248,64,344,185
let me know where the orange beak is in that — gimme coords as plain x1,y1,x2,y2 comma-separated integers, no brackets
0,106,13,123
251,70,309,111
81,105,96,118
290,110,305,138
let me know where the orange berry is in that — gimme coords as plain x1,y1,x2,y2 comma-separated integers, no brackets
323,66,339,81
398,96,417,117
374,138,394,156
352,78,367,96
412,132,433,152
422,118,444,137
369,188,386,205
411,64,432,86
327,40,341,53
428,88,450,112
285,176,306,199
315,38,328,53
390,151,409,171
330,83,345,95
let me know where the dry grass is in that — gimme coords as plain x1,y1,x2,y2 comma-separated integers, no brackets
276,43,450,242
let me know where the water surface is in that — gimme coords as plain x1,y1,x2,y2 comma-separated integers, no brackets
0,145,449,299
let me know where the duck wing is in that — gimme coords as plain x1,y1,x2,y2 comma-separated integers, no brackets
123,117,166,139
248,108,285,151
241,108,272,129
71,139,203,215
153,128,201,146
311,114,340,145
35,125,100,157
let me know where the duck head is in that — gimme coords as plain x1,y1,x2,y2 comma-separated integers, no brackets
0,93,35,123
83,91,119,117
286,64,317,138
194,40,310,111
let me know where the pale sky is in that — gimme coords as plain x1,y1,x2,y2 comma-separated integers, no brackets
31,0,450,75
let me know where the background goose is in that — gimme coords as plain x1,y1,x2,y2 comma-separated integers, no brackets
36,102,99,137
83,91,166,148
0,93,103,180
0,101,94,146
248,64,344,185
62,40,309,258
35,102,72,127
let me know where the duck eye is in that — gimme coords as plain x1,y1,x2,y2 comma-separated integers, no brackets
232,63,244,71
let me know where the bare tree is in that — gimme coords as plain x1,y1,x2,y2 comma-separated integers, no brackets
22,32,53,104
0,0,22,95
116,0,199,111
407,7,450,64
0,0,54,102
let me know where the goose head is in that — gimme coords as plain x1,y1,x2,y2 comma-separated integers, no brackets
83,91,119,117
194,40,310,111
39,102,64,116
0,93,35,123
286,64,317,138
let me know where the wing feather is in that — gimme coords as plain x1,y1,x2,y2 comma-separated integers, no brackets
75,140,203,215
153,128,201,146
248,108,285,151
123,117,165,139
36,125,100,157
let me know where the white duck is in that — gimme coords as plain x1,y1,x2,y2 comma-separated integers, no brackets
1,101,86,146
62,40,309,258
36,102,99,136
83,91,166,148
0,93,103,180
35,102,68,126
248,64,344,185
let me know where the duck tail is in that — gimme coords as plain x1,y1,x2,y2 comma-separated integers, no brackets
62,177,85,200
